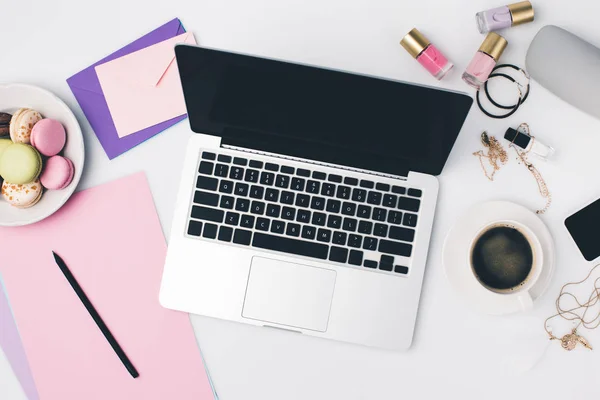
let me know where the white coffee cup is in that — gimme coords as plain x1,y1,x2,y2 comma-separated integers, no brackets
468,220,544,311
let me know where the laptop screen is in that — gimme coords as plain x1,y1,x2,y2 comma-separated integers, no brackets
176,45,473,176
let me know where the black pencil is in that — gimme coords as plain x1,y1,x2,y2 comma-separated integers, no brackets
52,251,139,378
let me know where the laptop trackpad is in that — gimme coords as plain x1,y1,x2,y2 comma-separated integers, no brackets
242,257,337,332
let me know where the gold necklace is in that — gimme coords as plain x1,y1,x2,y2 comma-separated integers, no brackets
544,264,600,351
473,132,508,181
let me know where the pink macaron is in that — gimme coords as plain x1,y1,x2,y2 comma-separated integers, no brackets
30,119,66,157
40,155,74,190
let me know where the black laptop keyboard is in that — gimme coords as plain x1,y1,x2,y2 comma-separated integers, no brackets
187,151,423,275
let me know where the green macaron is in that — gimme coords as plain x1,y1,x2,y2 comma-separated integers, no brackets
0,143,43,184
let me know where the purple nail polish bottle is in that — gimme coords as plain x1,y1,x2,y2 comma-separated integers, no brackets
476,1,535,34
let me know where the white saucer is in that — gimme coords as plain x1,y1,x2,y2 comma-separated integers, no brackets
442,201,555,315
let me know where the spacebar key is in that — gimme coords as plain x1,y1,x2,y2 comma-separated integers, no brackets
252,233,329,260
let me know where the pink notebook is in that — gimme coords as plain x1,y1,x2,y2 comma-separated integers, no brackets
0,173,214,400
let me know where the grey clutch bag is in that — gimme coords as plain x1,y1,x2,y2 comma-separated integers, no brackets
526,25,600,120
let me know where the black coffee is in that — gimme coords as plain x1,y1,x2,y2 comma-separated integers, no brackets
471,226,534,291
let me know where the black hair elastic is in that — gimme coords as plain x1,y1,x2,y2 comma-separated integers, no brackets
476,64,530,119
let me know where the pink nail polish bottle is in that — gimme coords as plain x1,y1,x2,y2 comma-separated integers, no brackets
462,32,508,88
400,28,453,80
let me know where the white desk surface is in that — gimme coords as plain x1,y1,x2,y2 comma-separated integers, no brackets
2,0,600,399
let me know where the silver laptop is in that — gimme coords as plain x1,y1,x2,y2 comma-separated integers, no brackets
159,45,472,351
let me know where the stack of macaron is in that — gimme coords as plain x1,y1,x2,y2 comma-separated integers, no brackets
0,108,75,209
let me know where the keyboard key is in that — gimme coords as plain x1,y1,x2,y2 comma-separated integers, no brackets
252,233,328,259
363,260,377,269
202,151,216,160
220,196,235,209
376,183,390,191
328,174,342,183
265,163,279,172
281,166,295,174
225,212,240,226
373,208,387,221
271,220,286,234
398,197,421,212
230,167,244,180
379,262,393,272
241,215,255,229
249,185,264,199
256,217,270,231
392,185,406,195
348,234,362,248
311,197,326,210
380,255,394,268
249,160,263,168
291,177,305,191
408,188,422,198
197,176,218,191
321,183,336,197
281,191,295,204
342,202,356,216
194,191,219,207
383,194,397,208
282,207,295,220
326,199,341,213
265,188,280,202
379,240,413,257
327,215,342,229
215,164,229,177
374,223,388,237
235,183,249,197
218,226,233,242
329,246,348,263
199,161,214,175
251,201,265,215
389,226,415,242
313,171,326,180
352,188,367,202
295,194,310,208
260,171,275,186
203,223,218,239
358,220,373,234
388,211,403,225
217,154,232,163
297,168,311,177
360,180,374,189
275,175,290,188
363,237,378,251
403,213,418,227
286,223,301,237
343,218,357,232
336,185,351,199
332,232,347,245
301,225,316,240
394,265,409,274
312,212,326,226
244,169,260,183
191,206,224,223
307,180,320,194
348,250,363,266
235,198,250,212
367,191,382,205
219,180,234,194
357,205,371,219
344,177,358,186
297,209,311,223
187,220,203,236
317,228,332,243
233,157,247,166
233,229,252,245
266,204,281,218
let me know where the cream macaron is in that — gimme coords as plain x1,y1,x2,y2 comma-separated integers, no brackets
10,108,43,144
1,179,43,208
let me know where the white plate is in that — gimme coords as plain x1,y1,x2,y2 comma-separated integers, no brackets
0,83,84,226
442,201,555,315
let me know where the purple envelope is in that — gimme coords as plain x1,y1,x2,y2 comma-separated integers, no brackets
67,18,187,159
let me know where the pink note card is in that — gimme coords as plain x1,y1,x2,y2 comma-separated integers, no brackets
0,173,214,400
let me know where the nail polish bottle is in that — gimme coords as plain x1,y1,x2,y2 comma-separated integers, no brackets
476,1,535,34
504,127,555,161
462,32,508,89
400,28,453,80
